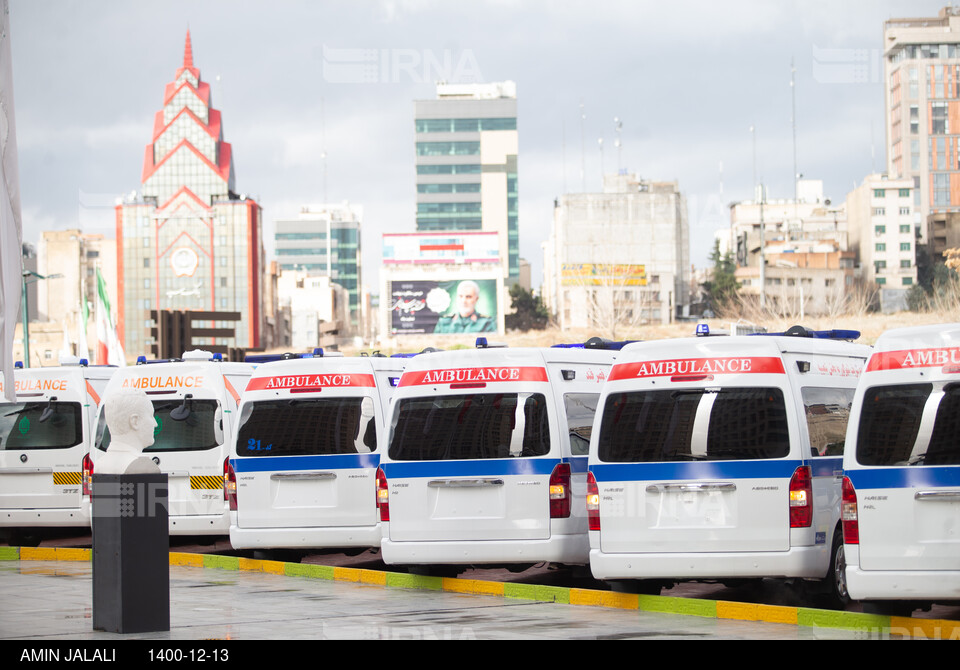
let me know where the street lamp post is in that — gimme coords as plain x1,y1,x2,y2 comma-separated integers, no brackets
21,270,63,368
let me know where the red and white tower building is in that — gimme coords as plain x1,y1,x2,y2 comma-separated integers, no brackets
115,31,264,356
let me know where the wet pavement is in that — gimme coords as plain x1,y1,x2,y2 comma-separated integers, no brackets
0,558,934,642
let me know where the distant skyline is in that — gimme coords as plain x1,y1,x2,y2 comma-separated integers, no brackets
8,0,945,292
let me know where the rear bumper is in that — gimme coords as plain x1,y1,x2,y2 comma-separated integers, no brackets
230,524,381,550
381,531,589,566
589,544,826,581
0,507,90,528
169,513,230,536
845,546,960,601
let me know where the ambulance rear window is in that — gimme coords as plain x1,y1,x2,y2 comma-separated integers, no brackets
236,398,376,456
855,383,929,466
389,392,550,460
857,383,960,466
597,388,789,462
0,402,83,450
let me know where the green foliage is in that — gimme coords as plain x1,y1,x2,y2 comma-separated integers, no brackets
505,284,550,331
907,262,960,312
702,239,739,310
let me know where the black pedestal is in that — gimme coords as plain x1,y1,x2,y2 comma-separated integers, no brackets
92,473,170,633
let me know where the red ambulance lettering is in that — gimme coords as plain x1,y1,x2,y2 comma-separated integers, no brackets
399,366,548,387
866,346,960,372
246,374,376,391
609,356,786,381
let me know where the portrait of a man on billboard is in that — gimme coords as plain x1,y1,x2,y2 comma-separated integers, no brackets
433,280,496,334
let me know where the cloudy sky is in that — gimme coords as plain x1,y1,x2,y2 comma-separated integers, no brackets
7,0,946,292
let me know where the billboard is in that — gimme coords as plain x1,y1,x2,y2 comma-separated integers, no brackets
382,232,500,265
389,278,499,335
560,263,647,286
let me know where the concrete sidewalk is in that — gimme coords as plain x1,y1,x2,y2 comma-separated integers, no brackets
4,549,956,640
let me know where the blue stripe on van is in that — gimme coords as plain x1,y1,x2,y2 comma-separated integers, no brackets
845,466,960,490
231,453,380,473
568,456,588,474
589,460,805,482
381,458,562,478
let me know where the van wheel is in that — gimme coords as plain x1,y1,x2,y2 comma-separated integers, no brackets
824,528,851,609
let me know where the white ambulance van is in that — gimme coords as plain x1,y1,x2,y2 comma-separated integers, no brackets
87,350,255,536
587,326,871,604
842,323,960,613
0,359,116,542
378,338,622,574
228,351,406,553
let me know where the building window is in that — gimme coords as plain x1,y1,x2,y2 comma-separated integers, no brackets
900,242,911,251
875,225,886,235
934,173,951,207
875,260,887,270
898,188,910,198
876,243,886,252
902,277,913,286
876,277,886,285
900,259,911,268
932,102,949,135
143,258,150,268
899,208,910,217
873,208,886,216
900,224,911,233
873,189,886,198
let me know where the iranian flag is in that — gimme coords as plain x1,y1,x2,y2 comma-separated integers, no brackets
96,267,126,366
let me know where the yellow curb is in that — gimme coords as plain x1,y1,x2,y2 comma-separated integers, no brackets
443,578,505,597
260,560,286,575
890,616,960,640
169,552,204,567
360,569,387,586
569,588,639,610
757,604,799,626
237,557,264,572
19,547,57,561
333,566,362,583
54,548,91,562
717,601,759,621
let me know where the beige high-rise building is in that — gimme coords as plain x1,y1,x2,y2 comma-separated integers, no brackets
884,6,960,236
846,174,917,313
542,173,689,331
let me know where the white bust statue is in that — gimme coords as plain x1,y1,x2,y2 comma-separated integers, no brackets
98,389,161,475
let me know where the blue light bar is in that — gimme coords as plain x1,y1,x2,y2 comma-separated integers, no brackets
751,326,860,341
696,323,710,336
551,337,638,351
14,361,22,369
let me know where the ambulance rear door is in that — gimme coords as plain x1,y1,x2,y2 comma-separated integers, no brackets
384,350,559,543
592,338,799,555
232,360,390,531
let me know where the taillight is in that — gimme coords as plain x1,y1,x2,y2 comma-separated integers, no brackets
549,462,571,519
586,471,600,531
224,457,237,511
376,467,389,522
841,476,859,544
789,465,813,528
82,453,93,498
